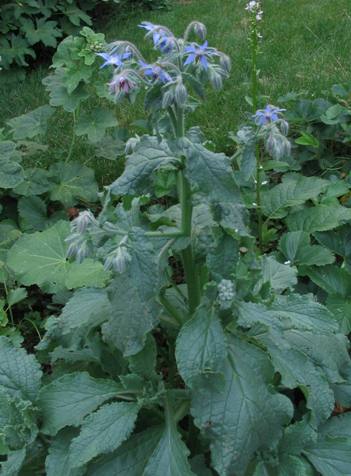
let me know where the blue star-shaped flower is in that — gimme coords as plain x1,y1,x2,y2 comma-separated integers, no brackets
254,105,285,126
184,41,216,69
139,61,172,83
97,52,131,69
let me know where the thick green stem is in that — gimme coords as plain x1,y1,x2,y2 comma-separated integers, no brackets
178,170,201,314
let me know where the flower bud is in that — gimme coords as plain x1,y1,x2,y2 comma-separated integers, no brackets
162,89,175,108
105,246,132,273
280,119,289,136
174,81,188,107
125,137,140,154
193,22,207,41
219,53,231,73
71,210,97,234
209,70,223,90
265,129,291,160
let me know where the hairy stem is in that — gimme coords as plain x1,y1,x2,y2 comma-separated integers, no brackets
251,21,263,250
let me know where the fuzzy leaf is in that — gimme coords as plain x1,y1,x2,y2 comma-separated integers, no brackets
109,136,180,196
0,337,42,402
176,304,227,387
0,158,24,189
0,448,26,476
260,256,297,292
68,402,139,468
303,265,351,298
102,230,161,356
191,336,293,476
38,372,122,436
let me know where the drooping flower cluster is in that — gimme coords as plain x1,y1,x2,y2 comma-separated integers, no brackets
254,105,291,159
66,210,98,263
95,20,230,112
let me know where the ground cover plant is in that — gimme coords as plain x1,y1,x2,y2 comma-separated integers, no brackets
1,1,351,475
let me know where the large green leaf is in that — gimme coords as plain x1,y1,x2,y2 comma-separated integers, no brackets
259,256,297,292
7,105,54,140
143,399,195,476
38,372,122,436
0,448,26,476
314,225,351,259
109,136,180,196
57,288,111,335
303,265,351,297
286,205,351,233
102,229,161,356
175,303,227,387
0,158,24,189
262,175,328,219
65,260,111,289
23,18,62,48
303,414,351,476
48,162,98,207
191,336,293,476
326,295,351,334
18,196,49,232
75,109,118,143
6,221,70,290
0,337,42,402
45,429,85,476
87,427,163,476
68,402,139,468
42,69,89,113
237,295,350,424
13,167,51,197
279,231,335,266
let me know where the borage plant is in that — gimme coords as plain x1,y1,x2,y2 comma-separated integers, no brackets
1,19,351,476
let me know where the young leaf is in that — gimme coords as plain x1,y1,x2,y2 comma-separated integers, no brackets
68,402,139,468
0,337,42,402
175,303,227,387
38,372,122,436
191,336,293,476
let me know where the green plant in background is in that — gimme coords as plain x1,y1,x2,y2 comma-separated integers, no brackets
0,0,170,70
1,13,351,475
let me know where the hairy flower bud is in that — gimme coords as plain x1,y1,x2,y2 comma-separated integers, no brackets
104,245,132,273
265,128,291,160
65,233,90,263
162,89,175,108
125,136,140,154
209,70,223,91
71,210,97,234
174,81,188,107
193,22,207,41
219,53,231,73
